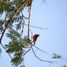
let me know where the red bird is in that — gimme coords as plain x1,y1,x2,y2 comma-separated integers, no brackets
32,34,39,45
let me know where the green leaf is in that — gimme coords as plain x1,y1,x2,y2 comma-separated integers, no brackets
7,28,21,40
6,40,23,53
20,36,31,48
0,1,14,12
11,54,23,66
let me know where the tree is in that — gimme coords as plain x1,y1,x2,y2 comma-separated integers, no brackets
0,0,33,67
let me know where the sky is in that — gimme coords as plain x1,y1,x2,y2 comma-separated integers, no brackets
0,0,67,67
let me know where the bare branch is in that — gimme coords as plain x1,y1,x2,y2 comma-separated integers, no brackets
24,23,48,30
32,47,54,64
23,48,31,56
34,45,51,56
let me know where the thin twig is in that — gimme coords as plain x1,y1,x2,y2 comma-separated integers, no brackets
20,21,25,36
31,47,53,64
22,14,28,19
24,23,48,30
23,43,33,56
23,47,31,56
27,0,32,39
0,0,29,44
23,43,56,64
34,45,51,56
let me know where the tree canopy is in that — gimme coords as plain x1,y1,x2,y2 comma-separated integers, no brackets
0,0,32,66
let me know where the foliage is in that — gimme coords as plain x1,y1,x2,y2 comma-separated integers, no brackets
0,0,32,66
5,34,31,66
5,28,31,66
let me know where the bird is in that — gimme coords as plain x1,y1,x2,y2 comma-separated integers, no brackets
31,34,39,45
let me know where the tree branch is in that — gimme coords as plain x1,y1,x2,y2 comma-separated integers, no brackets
0,0,29,44
32,47,54,64
23,44,32,56
34,45,51,56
